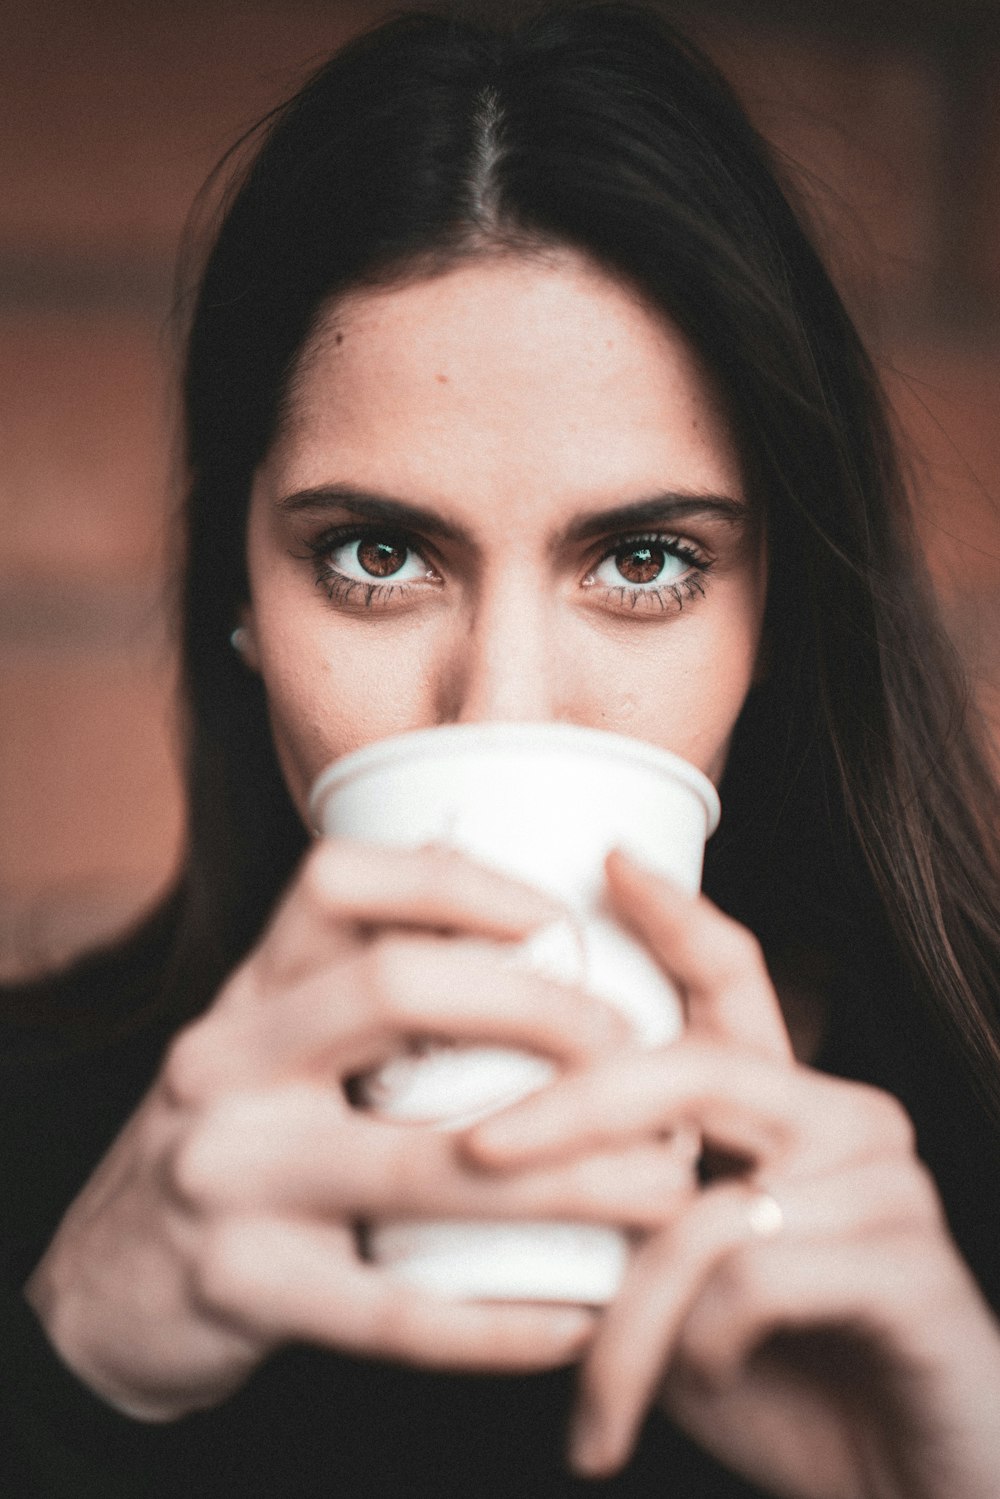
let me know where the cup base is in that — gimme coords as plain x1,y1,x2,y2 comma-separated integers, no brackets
365,1220,629,1305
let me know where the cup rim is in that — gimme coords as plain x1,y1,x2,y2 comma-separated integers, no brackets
309,722,721,834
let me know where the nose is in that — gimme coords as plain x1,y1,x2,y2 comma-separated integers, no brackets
439,585,564,725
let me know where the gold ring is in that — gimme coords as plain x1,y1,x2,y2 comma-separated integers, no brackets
745,1187,784,1239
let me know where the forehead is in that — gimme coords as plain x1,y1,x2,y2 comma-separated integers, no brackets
265,250,743,527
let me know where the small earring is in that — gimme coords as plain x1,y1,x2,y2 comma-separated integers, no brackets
230,625,250,657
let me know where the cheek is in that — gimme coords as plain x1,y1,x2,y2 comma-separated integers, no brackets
257,648,338,819
258,624,440,821
588,603,762,780
681,593,765,779
622,672,751,778
675,654,756,780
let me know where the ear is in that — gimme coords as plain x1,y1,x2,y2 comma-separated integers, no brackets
230,607,261,672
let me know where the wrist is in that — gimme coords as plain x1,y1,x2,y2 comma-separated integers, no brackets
24,1255,260,1424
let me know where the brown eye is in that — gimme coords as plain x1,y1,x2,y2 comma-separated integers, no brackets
316,528,436,596
614,543,665,585
356,538,409,577
588,535,690,595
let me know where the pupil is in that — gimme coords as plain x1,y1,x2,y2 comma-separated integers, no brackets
617,544,663,585
357,539,407,578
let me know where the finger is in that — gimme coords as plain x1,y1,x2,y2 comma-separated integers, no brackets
674,1156,948,1387
318,930,631,1079
167,933,631,1101
195,1216,596,1372
675,1228,948,1391
748,1155,946,1242
604,851,792,1061
264,840,566,983
173,1085,697,1229
568,1183,765,1476
468,1042,915,1179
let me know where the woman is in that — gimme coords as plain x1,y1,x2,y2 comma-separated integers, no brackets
3,4,1000,1495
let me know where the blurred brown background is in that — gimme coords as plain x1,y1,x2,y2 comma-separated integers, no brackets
2,0,999,979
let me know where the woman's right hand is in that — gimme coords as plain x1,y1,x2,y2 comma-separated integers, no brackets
24,840,686,1423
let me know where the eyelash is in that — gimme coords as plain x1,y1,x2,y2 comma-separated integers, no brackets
583,531,711,614
298,523,714,616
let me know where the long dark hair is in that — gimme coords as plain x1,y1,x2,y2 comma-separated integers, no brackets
11,4,1000,1125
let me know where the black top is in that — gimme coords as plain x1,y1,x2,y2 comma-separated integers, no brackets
2,944,997,1499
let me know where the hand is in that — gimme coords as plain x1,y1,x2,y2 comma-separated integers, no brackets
24,841,693,1422
465,851,1000,1499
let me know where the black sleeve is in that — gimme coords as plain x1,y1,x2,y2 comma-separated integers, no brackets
0,1280,220,1499
0,1001,211,1498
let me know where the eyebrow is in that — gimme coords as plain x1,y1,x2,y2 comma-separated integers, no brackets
275,483,748,550
277,485,472,544
561,494,747,544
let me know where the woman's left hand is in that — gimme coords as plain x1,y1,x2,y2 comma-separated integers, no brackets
464,851,1000,1499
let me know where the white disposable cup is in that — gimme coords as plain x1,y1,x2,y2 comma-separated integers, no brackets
309,722,719,1305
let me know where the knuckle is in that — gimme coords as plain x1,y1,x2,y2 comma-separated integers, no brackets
170,1131,220,1209
716,919,767,978
865,1087,916,1154
897,1156,945,1225
194,1220,263,1315
170,1103,247,1209
162,1021,216,1106
358,936,422,1031
301,840,349,911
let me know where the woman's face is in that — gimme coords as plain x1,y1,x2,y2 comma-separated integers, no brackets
243,251,767,825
